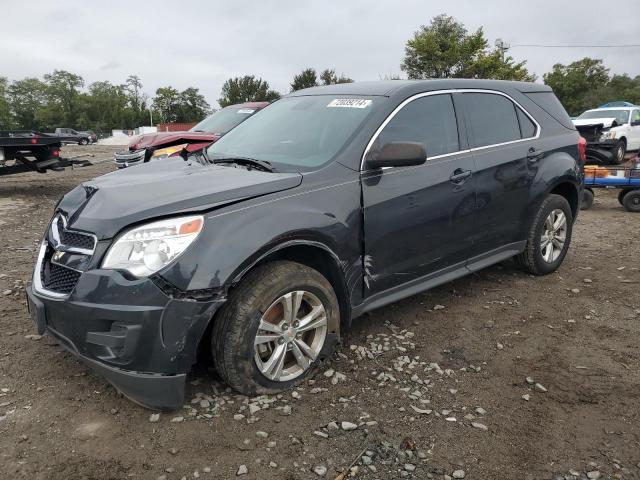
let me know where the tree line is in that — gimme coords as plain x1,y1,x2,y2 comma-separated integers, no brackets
2,14,639,132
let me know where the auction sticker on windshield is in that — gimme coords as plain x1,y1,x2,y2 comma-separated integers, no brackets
327,99,372,108
237,109,256,114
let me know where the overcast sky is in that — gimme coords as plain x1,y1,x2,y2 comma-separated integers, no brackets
3,0,640,108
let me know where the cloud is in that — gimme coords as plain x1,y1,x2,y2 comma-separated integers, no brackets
2,0,639,109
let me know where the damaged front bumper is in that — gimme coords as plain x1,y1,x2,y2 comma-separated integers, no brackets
25,269,224,410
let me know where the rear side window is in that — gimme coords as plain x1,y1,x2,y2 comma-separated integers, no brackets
525,91,575,130
377,94,459,158
517,108,536,138
462,93,521,148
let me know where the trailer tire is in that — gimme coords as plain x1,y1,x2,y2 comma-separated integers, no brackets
618,189,630,206
622,190,640,212
581,189,594,210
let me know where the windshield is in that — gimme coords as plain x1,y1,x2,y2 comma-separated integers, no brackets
578,109,629,125
206,96,379,170
190,107,257,134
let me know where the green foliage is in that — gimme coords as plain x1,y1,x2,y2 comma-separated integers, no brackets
152,86,181,123
0,77,14,129
291,68,318,92
218,75,280,107
319,69,353,85
7,78,47,130
541,58,638,116
401,14,534,81
177,87,211,122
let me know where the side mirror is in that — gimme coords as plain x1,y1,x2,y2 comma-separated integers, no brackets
366,141,427,169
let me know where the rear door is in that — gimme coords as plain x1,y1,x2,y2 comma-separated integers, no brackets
457,91,541,261
361,92,477,297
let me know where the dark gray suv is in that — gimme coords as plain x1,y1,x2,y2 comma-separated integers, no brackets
26,80,584,410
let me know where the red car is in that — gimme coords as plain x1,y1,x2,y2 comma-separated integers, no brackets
114,102,269,168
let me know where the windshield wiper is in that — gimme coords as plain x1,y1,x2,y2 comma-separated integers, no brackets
211,156,275,172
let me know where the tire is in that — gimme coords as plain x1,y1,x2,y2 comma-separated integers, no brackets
622,190,640,212
618,189,631,205
581,189,594,210
515,194,573,275
211,260,339,396
79,138,89,145
611,139,626,165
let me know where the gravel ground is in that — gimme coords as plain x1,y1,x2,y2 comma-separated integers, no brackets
0,145,639,480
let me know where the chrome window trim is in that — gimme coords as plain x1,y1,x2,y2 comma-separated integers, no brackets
360,88,542,171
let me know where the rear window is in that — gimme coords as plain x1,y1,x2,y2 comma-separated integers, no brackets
525,92,575,130
462,93,521,148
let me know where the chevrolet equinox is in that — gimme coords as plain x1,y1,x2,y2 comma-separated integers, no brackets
26,80,584,410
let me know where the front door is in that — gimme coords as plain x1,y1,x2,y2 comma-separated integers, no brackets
362,93,477,297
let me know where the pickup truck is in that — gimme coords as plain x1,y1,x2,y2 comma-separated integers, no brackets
114,102,268,168
573,106,640,164
48,128,97,145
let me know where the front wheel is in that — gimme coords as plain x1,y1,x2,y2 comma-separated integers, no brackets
211,261,339,396
611,139,626,165
79,138,89,145
515,194,573,275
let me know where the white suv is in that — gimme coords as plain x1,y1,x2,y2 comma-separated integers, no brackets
573,106,640,163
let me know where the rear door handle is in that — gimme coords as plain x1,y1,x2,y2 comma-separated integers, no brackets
450,168,472,184
527,148,545,162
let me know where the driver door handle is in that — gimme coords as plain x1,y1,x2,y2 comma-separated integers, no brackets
450,168,472,184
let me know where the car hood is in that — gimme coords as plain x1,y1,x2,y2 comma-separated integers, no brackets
572,117,618,129
58,159,302,239
129,131,220,150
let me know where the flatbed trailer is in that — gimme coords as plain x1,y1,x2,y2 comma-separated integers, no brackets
581,164,640,212
0,130,90,177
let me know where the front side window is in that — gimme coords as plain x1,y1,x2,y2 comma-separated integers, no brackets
632,110,640,124
375,94,459,158
463,93,522,148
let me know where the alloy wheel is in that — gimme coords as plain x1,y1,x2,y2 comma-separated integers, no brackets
540,208,567,263
254,290,327,382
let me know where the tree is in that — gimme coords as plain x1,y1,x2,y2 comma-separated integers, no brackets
319,69,353,85
40,70,85,127
291,68,318,92
152,87,181,123
218,76,280,107
543,58,610,116
177,87,211,122
7,78,47,130
0,77,13,129
401,14,534,81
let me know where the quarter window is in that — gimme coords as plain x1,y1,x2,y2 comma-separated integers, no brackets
463,93,522,148
376,94,460,158
516,108,537,139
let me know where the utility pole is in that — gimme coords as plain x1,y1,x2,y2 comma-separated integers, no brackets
495,38,511,62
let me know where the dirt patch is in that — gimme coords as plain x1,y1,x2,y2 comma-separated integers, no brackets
1,148,639,479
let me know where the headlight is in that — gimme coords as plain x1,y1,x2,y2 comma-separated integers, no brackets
600,130,616,141
150,143,188,160
102,215,203,277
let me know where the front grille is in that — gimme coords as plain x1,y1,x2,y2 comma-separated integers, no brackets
61,230,95,251
40,260,81,295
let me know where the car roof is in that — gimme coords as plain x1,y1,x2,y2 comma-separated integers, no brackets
587,106,635,111
288,79,551,98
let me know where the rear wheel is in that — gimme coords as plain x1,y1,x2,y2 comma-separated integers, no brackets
79,138,89,145
622,190,640,212
581,189,594,210
618,189,631,206
515,194,573,275
211,261,339,395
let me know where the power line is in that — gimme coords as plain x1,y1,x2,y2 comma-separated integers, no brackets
510,43,640,48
